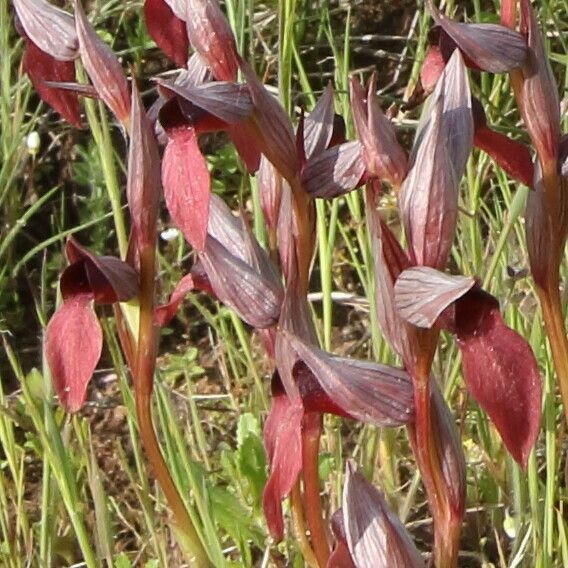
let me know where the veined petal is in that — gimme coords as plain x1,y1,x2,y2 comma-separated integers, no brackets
23,40,82,127
455,289,542,468
74,0,130,126
156,79,253,124
519,0,561,165
428,0,527,73
200,236,283,329
185,0,239,81
144,0,189,67
525,148,568,289
399,50,473,269
395,266,476,328
282,331,414,426
45,294,103,412
127,81,162,249
343,462,425,568
14,0,78,61
350,75,407,186
302,141,365,198
366,184,412,358
162,127,210,251
258,155,284,234
64,237,139,303
304,83,335,159
240,60,298,184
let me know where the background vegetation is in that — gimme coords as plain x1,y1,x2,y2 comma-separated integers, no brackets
1,0,568,565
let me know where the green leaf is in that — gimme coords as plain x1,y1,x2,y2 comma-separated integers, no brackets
236,413,267,508
114,553,132,568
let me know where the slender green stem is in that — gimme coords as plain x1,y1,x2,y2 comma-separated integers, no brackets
83,94,128,258
290,481,319,568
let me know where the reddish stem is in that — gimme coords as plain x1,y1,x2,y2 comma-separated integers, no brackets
410,331,459,568
134,245,210,566
301,412,330,567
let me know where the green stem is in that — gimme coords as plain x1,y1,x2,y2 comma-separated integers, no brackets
290,481,319,568
83,96,128,258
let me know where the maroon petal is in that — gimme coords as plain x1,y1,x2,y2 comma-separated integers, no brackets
258,155,284,234
156,80,253,124
399,50,473,269
366,184,412,358
519,0,561,166
282,331,414,426
240,60,299,184
302,141,365,198
525,150,568,289
304,83,335,159
501,0,517,28
14,0,78,60
420,43,446,94
274,261,319,397
430,385,466,520
74,0,130,126
474,126,534,187
394,267,476,328
228,122,261,172
127,81,162,249
328,510,357,568
154,273,194,326
23,40,82,127
42,80,98,98
45,293,103,412
199,235,283,328
185,0,239,82
263,373,303,540
343,461,425,568
455,289,542,468
350,75,408,187
428,0,527,73
162,127,210,251
144,0,189,67
64,238,139,303
295,361,352,419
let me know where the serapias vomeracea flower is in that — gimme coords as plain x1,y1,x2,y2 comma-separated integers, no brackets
44,238,138,412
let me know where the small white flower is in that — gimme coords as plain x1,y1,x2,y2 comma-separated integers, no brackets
160,227,180,242
26,131,40,155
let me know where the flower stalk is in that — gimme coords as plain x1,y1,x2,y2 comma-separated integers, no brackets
301,413,330,566
135,244,211,567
